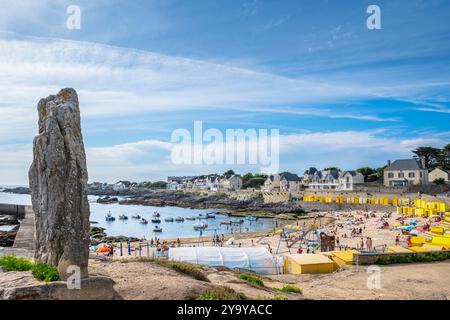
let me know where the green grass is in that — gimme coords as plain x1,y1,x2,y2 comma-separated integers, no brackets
280,285,302,294
31,263,60,282
196,287,246,300
239,273,264,287
0,254,33,271
0,254,59,282
376,251,450,265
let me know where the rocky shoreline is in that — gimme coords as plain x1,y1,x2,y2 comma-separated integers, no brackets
116,191,305,214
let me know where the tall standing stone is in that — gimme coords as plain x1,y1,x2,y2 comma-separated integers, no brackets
29,88,90,280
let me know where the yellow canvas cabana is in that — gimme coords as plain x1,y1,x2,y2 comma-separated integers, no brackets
409,246,431,253
430,227,445,235
284,254,335,274
431,236,450,247
422,244,444,251
410,236,427,247
330,250,358,268
387,246,413,253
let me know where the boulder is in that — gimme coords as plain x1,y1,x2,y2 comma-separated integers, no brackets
29,88,90,280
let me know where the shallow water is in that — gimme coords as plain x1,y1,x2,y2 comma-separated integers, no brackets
0,192,275,239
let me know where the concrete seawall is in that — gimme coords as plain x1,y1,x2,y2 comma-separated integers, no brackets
0,204,26,219
0,204,35,256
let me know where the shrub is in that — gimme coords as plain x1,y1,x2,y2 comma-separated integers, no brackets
239,273,264,287
196,292,218,300
0,254,59,282
280,285,302,294
151,259,209,282
196,287,246,300
31,263,60,282
0,254,33,271
376,251,450,265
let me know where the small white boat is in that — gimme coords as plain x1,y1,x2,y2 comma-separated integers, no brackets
175,217,185,222
153,212,160,218
186,216,196,221
193,222,208,230
165,217,174,222
206,213,216,219
119,214,128,220
153,226,163,232
140,218,148,224
132,214,141,219
151,218,161,223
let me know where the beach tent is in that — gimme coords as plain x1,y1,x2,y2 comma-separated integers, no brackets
168,246,279,275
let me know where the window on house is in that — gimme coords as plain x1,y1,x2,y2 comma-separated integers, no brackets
388,173,394,178
398,172,404,178
408,172,415,178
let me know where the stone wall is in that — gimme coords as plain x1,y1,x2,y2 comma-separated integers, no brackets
0,204,27,219
354,250,450,265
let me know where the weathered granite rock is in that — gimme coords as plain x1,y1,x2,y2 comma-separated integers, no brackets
0,271,118,300
29,88,90,280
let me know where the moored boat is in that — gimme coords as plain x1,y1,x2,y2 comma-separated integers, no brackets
186,216,196,221
119,214,128,220
193,222,208,230
132,214,141,219
153,226,163,232
165,217,174,222
140,218,148,224
175,216,185,222
105,212,115,222
151,218,161,223
153,212,160,218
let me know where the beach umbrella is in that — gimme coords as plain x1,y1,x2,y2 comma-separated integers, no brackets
409,230,420,236
415,227,424,232
409,221,418,226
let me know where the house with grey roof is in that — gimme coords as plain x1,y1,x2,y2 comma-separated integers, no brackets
307,169,341,190
262,172,301,192
383,158,428,187
338,171,365,191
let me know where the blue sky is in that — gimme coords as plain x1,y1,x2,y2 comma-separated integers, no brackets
0,0,449,184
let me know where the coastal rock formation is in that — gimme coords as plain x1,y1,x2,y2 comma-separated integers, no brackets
29,88,90,280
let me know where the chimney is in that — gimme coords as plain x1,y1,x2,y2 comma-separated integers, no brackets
387,160,391,167
420,156,426,169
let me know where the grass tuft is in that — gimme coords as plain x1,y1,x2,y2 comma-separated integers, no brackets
196,287,246,300
0,254,33,271
0,254,59,282
280,285,302,294
31,263,60,282
239,273,264,287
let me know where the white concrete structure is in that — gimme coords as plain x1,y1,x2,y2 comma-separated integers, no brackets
429,167,449,183
338,171,365,191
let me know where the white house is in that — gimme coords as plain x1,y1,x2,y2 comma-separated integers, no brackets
113,182,128,191
338,171,365,191
429,167,449,183
307,169,340,190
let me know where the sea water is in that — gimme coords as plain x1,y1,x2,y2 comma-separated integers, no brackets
0,192,275,239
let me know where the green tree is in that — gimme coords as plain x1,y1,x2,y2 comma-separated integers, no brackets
324,167,340,171
223,170,235,177
433,178,446,185
412,147,442,169
151,181,167,189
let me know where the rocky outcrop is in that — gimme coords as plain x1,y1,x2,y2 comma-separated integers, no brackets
29,88,90,280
